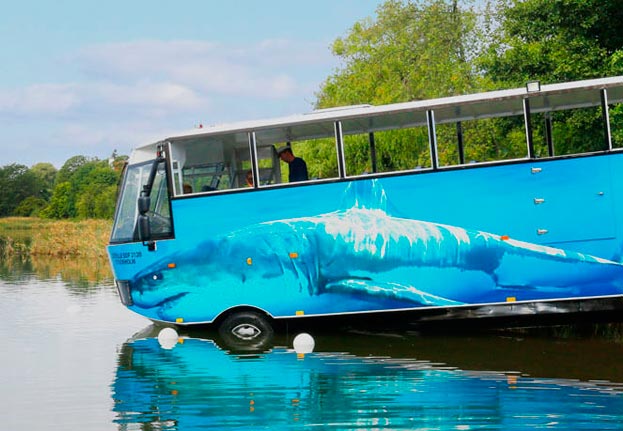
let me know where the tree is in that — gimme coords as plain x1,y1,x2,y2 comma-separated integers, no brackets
40,182,75,219
480,0,623,154
30,162,57,201
0,164,44,217
75,166,119,219
480,0,623,86
55,155,91,185
310,0,493,174
13,196,48,217
316,0,485,108
41,156,121,220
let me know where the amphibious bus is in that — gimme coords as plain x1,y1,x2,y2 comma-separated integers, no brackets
108,76,623,340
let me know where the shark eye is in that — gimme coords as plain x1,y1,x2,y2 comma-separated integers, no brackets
142,271,164,285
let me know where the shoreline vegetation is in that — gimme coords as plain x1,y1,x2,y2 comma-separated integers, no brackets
0,217,111,258
0,217,113,286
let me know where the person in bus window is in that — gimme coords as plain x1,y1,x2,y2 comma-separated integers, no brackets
277,147,308,182
245,170,253,187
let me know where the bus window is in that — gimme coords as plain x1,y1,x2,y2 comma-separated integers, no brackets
527,87,610,157
460,116,529,163
342,110,431,176
611,101,623,149
435,122,461,167
148,161,173,238
550,105,608,156
111,161,147,243
255,119,339,183
170,132,252,194
253,144,281,186
432,97,529,164
110,159,172,243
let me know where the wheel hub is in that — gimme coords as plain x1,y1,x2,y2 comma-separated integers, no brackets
231,323,262,340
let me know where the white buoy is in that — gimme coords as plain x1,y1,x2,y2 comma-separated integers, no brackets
293,333,315,354
157,327,179,350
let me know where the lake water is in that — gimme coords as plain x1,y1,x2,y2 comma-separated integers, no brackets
2,256,623,430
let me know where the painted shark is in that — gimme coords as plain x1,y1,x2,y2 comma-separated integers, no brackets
129,180,623,323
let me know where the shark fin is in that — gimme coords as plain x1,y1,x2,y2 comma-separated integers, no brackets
324,278,463,307
340,179,389,212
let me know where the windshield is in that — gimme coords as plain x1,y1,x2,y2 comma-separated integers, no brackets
110,160,172,243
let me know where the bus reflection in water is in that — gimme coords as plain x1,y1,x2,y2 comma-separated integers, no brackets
111,333,623,430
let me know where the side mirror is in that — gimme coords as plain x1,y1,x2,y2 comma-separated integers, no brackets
138,214,156,251
138,214,151,242
138,195,151,215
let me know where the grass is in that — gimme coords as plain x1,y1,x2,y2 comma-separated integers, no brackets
0,217,112,258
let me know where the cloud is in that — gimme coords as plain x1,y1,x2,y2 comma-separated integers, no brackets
75,39,331,99
86,81,206,113
0,37,336,166
0,83,79,115
0,38,332,121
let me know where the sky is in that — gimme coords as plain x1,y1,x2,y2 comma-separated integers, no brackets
0,0,385,168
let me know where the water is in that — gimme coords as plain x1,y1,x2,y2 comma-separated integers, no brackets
2,257,623,430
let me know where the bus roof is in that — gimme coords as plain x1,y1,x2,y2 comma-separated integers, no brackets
130,75,623,164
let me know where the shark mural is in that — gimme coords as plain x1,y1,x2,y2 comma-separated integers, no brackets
128,180,623,323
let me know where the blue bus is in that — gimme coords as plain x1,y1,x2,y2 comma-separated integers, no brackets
108,76,623,340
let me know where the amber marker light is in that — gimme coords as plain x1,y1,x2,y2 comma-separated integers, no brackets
167,263,177,269
289,252,298,259
501,235,510,241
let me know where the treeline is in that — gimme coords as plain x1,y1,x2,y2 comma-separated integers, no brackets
0,154,127,220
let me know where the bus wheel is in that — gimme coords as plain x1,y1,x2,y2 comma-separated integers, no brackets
218,311,274,351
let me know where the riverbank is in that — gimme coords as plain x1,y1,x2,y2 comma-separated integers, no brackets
0,217,111,258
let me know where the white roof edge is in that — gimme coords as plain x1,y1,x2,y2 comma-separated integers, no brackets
136,75,623,151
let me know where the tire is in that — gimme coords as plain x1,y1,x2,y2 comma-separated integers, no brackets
218,311,274,352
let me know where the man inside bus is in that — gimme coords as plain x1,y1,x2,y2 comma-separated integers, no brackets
277,146,308,182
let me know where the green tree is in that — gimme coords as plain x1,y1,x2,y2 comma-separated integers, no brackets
480,0,623,154
40,182,75,219
13,196,48,217
311,0,493,174
42,156,121,219
55,155,91,185
481,0,623,86
30,162,57,201
0,164,44,217
317,0,485,108
75,166,119,218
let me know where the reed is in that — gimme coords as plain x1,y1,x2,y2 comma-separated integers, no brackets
0,217,112,258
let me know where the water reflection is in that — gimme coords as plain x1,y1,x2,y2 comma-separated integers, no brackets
112,329,623,430
0,254,112,290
